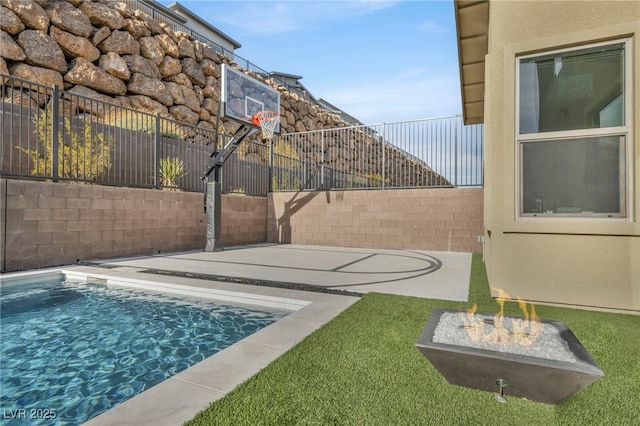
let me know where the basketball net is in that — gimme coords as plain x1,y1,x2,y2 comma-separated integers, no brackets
253,111,279,142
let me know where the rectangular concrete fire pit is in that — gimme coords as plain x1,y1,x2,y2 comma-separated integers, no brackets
416,308,604,404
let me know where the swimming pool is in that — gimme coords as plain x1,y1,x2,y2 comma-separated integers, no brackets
0,271,291,425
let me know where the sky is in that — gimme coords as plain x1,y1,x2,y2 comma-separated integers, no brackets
163,1,462,125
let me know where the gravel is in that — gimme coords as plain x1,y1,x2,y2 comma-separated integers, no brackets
432,311,586,364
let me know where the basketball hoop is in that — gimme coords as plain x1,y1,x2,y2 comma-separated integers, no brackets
252,110,279,141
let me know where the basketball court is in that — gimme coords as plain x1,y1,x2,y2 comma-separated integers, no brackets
197,67,473,301
82,244,472,302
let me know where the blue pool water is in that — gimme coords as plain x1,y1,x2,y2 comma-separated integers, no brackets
0,278,288,425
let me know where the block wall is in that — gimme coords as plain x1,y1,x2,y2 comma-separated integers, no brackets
221,194,267,246
1,180,483,273
267,188,484,252
0,179,267,272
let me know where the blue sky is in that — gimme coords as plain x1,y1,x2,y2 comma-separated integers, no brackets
167,1,462,124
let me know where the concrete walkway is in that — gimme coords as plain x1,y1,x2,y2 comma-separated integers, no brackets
18,244,471,425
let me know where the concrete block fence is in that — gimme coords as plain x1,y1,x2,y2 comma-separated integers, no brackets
1,179,483,272
267,188,483,253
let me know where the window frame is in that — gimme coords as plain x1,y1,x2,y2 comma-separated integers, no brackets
515,38,633,220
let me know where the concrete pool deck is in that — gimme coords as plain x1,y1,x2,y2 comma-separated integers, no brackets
82,244,473,301
4,245,473,425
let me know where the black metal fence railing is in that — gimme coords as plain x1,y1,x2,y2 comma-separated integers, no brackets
2,74,482,196
1,74,270,195
273,116,484,191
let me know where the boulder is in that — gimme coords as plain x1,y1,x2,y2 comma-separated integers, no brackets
155,33,179,58
0,29,26,61
193,85,204,104
160,23,178,42
50,26,101,62
17,30,67,73
68,85,116,117
202,97,218,115
45,1,92,38
177,38,195,59
294,100,309,116
133,10,163,35
199,108,210,122
193,40,203,62
200,59,220,78
115,96,131,108
79,1,125,30
98,30,140,55
0,5,25,35
123,54,160,79
0,56,8,75
284,110,295,127
200,43,219,62
294,119,306,133
128,94,168,115
99,52,130,81
123,18,150,39
202,76,218,99
92,26,111,46
2,0,49,31
165,81,185,105
302,117,315,130
2,84,41,107
158,55,181,78
102,1,134,18
138,36,164,65
165,72,192,89
9,63,63,88
68,84,115,103
181,57,206,87
197,120,215,132
127,73,172,106
181,86,201,112
65,57,127,96
169,105,199,125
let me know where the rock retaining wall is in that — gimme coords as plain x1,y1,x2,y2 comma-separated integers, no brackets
1,0,445,185
0,0,344,134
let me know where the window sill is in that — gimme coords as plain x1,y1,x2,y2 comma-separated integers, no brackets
523,212,624,219
503,215,638,236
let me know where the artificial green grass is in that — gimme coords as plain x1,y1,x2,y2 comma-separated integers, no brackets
185,254,640,425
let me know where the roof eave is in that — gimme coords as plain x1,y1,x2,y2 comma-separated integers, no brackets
454,0,489,125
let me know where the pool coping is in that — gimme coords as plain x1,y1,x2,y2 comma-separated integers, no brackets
1,266,360,426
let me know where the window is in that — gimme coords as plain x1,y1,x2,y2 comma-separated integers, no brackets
516,40,630,218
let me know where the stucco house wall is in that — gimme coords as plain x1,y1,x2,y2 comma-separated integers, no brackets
480,1,640,311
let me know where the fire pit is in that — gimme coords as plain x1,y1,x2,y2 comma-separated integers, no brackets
416,308,604,404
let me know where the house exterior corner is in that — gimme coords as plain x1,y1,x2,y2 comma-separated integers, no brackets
457,0,640,312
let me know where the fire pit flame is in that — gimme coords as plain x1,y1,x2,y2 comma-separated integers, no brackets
459,288,544,348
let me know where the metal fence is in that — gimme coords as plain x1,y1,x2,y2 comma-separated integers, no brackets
1,74,270,195
273,116,483,191
2,74,482,196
